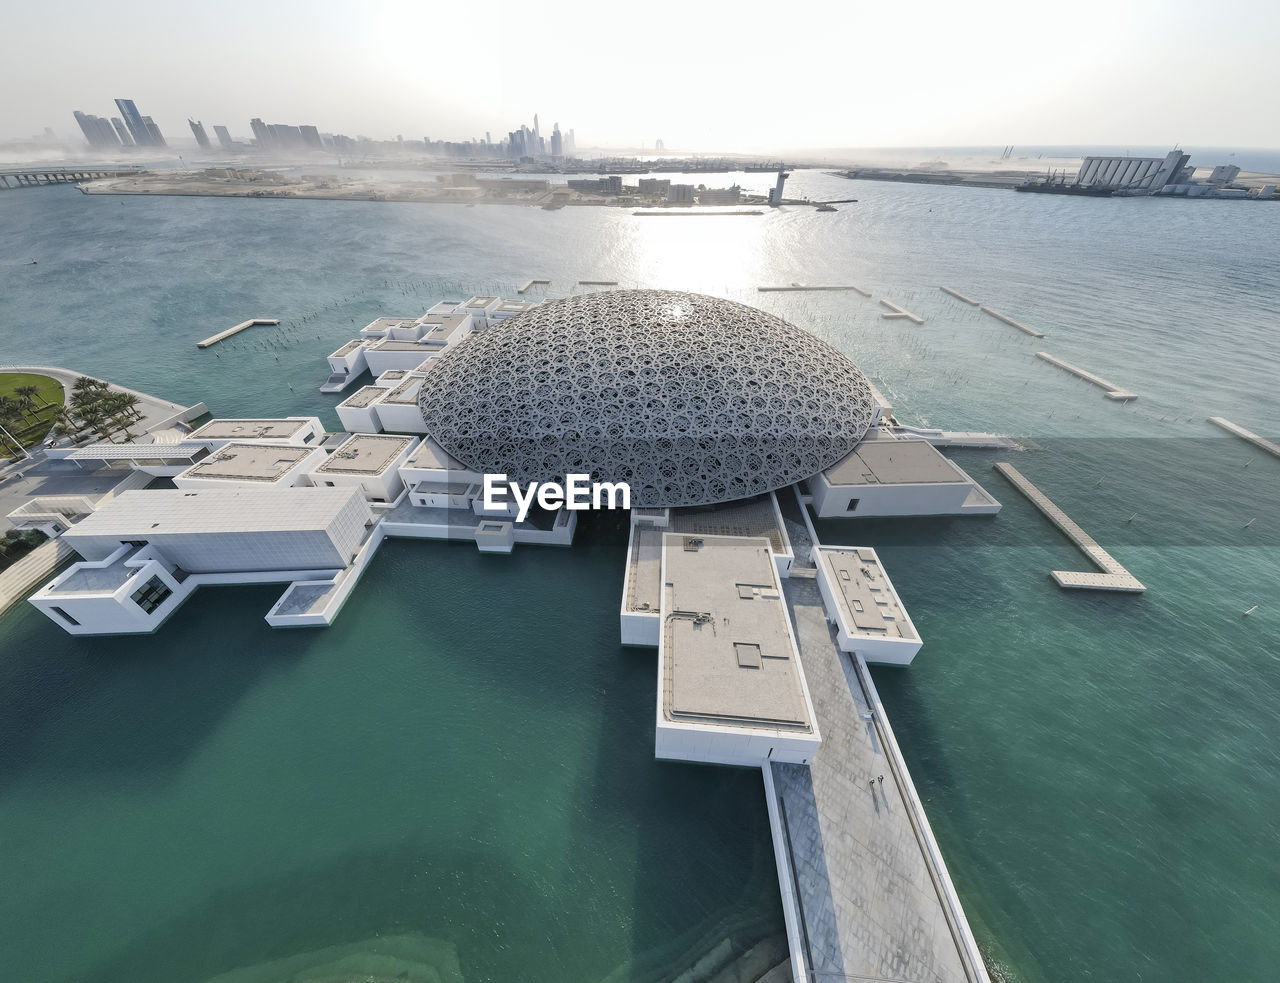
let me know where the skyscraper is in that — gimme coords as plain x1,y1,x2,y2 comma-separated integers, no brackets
111,118,135,147
299,125,323,150
114,99,166,147
141,117,166,147
189,119,212,150
73,111,120,149
249,118,273,149
213,125,234,150
551,123,563,157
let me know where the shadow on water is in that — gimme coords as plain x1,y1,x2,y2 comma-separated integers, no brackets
870,664,1049,983
66,833,547,983
564,512,787,983
0,584,314,786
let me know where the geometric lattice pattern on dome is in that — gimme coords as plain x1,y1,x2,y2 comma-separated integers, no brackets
417,289,876,508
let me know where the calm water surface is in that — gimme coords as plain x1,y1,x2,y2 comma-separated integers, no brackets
1,171,1278,982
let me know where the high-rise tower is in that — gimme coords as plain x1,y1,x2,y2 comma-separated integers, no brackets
189,119,212,150
73,111,120,149
114,99,166,147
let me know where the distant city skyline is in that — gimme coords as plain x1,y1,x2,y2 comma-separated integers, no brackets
5,0,1280,150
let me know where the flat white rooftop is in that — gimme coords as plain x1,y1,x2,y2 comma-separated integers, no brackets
668,494,787,555
404,436,468,471
315,434,414,477
380,377,424,404
180,443,313,482
371,339,439,352
627,524,663,615
825,438,964,486
662,534,812,731
329,340,365,357
363,317,418,332
68,441,207,461
817,547,918,641
189,418,312,441
340,386,387,409
65,487,364,537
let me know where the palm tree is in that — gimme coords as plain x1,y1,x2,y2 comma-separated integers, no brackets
11,387,38,423
15,384,46,409
0,396,23,430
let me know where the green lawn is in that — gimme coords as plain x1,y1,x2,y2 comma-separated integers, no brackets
0,372,65,454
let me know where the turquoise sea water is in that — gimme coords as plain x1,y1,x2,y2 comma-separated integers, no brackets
1,170,1278,982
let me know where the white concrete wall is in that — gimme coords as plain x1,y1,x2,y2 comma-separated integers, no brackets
813,545,923,666
655,717,821,766
621,611,660,646
335,395,385,434
373,400,431,434
309,467,403,503
408,484,474,510
365,349,440,376
810,471,972,518
327,344,369,377
306,438,416,503
30,546,192,635
761,764,811,983
475,521,515,553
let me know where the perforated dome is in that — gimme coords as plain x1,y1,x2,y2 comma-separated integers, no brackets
417,289,876,508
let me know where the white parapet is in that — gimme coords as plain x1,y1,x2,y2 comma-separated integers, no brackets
813,545,922,665
655,534,821,767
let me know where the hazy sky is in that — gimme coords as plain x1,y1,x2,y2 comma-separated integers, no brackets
5,0,1278,150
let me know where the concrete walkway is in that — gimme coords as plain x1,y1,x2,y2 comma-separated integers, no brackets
771,576,979,983
0,536,77,618
995,462,1145,592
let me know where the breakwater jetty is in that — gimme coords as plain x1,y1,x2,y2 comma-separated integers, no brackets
879,299,925,324
1207,417,1280,459
517,278,550,293
0,167,139,189
940,286,981,306
758,285,872,296
1035,352,1136,400
196,319,280,349
994,463,1145,592
981,306,1044,338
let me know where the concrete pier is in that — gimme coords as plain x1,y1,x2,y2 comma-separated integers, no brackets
0,167,140,189
577,280,618,287
517,278,550,293
767,574,988,983
890,424,1023,449
758,285,873,296
1034,352,1136,401
940,286,981,306
994,462,1145,592
1207,417,1280,459
879,299,925,324
980,306,1045,338
196,318,280,349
